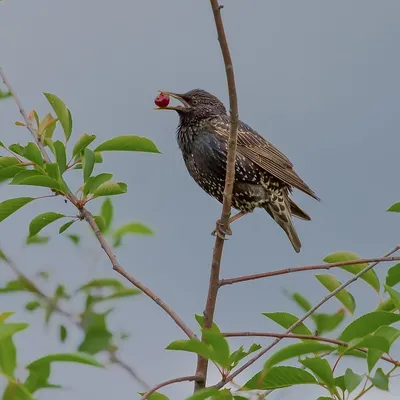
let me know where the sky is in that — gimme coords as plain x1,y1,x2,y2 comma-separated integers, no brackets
1,0,400,399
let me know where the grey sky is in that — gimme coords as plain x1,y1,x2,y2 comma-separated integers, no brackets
1,0,400,399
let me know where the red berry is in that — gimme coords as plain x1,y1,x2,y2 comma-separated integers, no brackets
154,92,170,108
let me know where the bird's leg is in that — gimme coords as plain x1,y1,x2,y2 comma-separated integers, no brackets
211,211,247,238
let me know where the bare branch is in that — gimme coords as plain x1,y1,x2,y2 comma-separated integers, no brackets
194,0,239,390
141,375,201,400
0,67,195,341
220,254,400,286
215,243,400,388
222,332,400,367
0,251,151,389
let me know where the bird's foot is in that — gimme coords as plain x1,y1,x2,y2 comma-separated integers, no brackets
211,220,232,239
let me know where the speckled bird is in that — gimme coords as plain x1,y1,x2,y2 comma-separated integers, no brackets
156,89,320,252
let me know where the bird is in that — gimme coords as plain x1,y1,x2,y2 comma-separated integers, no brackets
155,88,320,253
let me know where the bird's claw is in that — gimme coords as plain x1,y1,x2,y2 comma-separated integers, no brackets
211,220,232,239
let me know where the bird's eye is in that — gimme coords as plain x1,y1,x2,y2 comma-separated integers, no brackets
192,99,198,106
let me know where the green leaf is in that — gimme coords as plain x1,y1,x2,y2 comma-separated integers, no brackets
370,368,389,391
0,89,11,99
0,156,20,167
264,342,335,370
72,133,96,158
10,169,42,184
166,339,214,362
23,143,44,166
384,284,400,311
262,312,313,336
65,234,80,245
0,165,25,183
334,375,346,391
300,358,336,393
44,93,72,141
244,366,317,390
25,301,41,311
367,326,400,371
26,235,50,245
386,263,400,287
29,212,65,237
289,292,312,312
0,313,14,323
323,251,380,292
83,148,95,182
0,197,34,223
344,368,363,393
315,274,356,314
78,278,124,292
0,278,36,293
78,311,112,355
24,362,55,395
93,181,127,197
3,381,36,399
84,173,113,195
93,215,106,232
53,140,67,173
11,174,61,190
60,325,67,342
185,388,220,400
113,222,153,246
346,335,390,353
229,343,261,369
194,315,221,333
0,336,16,377
94,135,160,153
100,198,113,231
0,323,28,341
339,312,400,342
138,393,170,400
28,352,103,369
387,202,400,212
203,330,230,368
375,298,396,312
313,309,346,335
45,163,61,182
59,220,76,234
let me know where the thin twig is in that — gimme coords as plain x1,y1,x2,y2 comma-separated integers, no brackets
0,67,195,341
194,0,239,390
220,255,400,286
141,375,200,400
215,244,400,388
0,252,150,389
222,332,400,367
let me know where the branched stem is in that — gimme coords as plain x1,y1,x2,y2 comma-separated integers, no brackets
194,0,239,390
0,251,150,389
141,375,200,400
220,254,400,286
0,67,195,341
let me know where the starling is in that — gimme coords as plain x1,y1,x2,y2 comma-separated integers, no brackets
156,89,320,252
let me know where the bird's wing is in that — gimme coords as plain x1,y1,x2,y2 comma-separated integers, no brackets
209,118,320,201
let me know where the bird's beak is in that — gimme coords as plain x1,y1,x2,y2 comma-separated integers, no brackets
153,90,191,111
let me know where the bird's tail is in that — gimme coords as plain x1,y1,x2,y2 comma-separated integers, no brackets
289,198,311,221
264,193,302,253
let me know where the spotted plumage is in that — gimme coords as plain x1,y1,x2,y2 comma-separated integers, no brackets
158,88,320,252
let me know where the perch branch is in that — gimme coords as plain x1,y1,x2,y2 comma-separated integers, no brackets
141,375,201,400
194,0,239,390
0,67,195,340
220,254,400,286
215,243,400,388
0,251,151,390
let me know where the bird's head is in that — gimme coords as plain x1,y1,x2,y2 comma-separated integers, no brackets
154,89,227,121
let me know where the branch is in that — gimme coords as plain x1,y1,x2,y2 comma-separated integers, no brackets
0,251,151,390
220,254,400,286
222,332,400,367
194,0,239,390
215,243,400,388
0,67,195,341
141,375,200,400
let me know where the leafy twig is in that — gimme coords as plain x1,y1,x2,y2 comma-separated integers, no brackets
222,332,400,367
194,0,239,390
215,243,400,388
0,67,195,341
0,251,151,390
141,375,200,400
219,254,400,286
